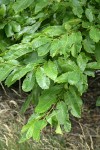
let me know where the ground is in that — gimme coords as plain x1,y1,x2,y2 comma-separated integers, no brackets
0,72,100,150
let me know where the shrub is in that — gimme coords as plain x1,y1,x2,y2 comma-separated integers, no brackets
0,0,100,142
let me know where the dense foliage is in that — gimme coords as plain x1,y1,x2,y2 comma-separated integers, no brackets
0,0,100,142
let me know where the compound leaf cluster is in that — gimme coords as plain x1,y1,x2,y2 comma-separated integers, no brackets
0,0,100,142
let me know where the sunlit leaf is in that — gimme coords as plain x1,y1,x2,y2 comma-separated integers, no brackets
43,26,66,37
3,43,33,60
77,53,89,72
83,37,95,53
89,26,100,43
55,125,63,134
12,63,34,81
22,71,35,92
32,120,47,141
44,60,58,81
85,8,94,22
36,67,50,89
56,71,80,85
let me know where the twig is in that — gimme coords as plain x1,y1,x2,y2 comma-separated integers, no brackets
0,82,9,97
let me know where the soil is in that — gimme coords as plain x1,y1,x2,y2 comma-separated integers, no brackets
0,72,100,150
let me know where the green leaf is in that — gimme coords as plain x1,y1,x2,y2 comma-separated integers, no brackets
26,125,34,139
0,0,10,5
70,43,82,57
70,0,83,18
75,73,88,94
77,53,89,72
22,71,35,92
67,71,81,85
50,34,68,57
35,87,58,113
66,32,82,56
58,34,69,55
16,22,41,40
0,22,6,30
5,68,19,87
46,110,57,125
68,32,82,46
56,101,68,124
87,62,100,69
85,8,94,22
19,133,28,143
56,72,69,83
83,37,95,53
84,70,95,77
96,96,100,106
13,0,35,13
89,26,100,43
44,60,58,81
32,120,47,141
37,43,50,56
21,114,39,133
56,101,71,132
36,67,50,89
28,113,41,123
0,36,10,52
95,0,100,3
4,60,22,86
12,63,35,82
95,43,100,63
10,21,21,33
50,39,60,57
41,85,62,97
23,52,44,65
64,18,81,31
0,0,100,142
3,43,33,60
43,26,66,37
56,71,80,85
0,4,6,17
58,58,78,72
55,125,63,134
35,95,56,114
20,115,47,142
0,57,4,62
82,21,91,29
5,23,14,37
64,86,83,118
0,64,15,82
72,6,83,18
32,36,51,49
